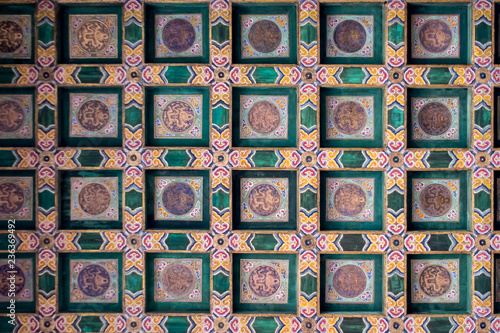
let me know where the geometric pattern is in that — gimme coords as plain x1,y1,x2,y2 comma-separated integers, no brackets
1,0,498,332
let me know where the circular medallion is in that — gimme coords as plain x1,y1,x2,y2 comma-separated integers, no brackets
332,264,367,298
333,20,367,53
248,264,281,297
0,100,24,133
247,100,281,135
333,183,367,217
162,18,196,53
77,100,110,132
419,19,453,53
0,264,25,297
162,100,195,133
77,20,111,53
0,21,23,53
248,20,282,53
77,264,111,297
248,183,281,217
417,102,452,136
332,101,367,135
162,182,195,216
78,183,112,216
0,182,24,215
418,264,452,297
162,263,195,297
419,183,453,217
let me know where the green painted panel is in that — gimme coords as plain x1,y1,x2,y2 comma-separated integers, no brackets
339,67,366,84
301,273,317,295
388,274,404,295
77,150,105,168
301,23,317,44
165,317,191,333
165,66,192,84
427,234,452,251
126,272,143,293
339,234,366,251
340,151,365,168
39,272,55,293
213,190,229,210
212,23,229,44
252,318,279,333
252,151,279,167
426,68,453,85
301,190,317,211
252,234,278,251
78,316,104,333
0,68,15,84
426,318,453,333
301,106,317,128
388,23,404,45
78,233,104,250
125,22,142,44
38,22,54,45
214,272,230,293
475,107,490,128
426,151,453,168
165,233,190,250
252,67,279,84
388,106,404,128
388,191,404,211
213,105,229,127
165,150,190,167
77,67,104,84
